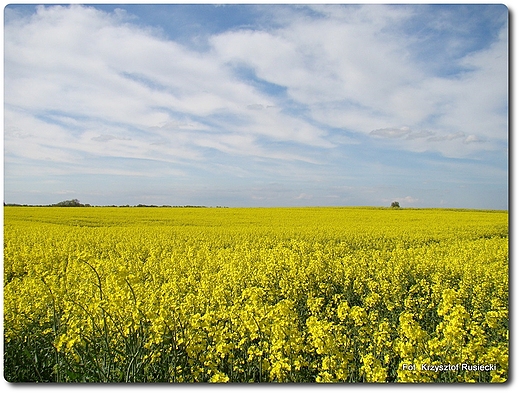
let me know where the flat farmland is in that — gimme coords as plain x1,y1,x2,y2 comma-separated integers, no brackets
3,207,509,382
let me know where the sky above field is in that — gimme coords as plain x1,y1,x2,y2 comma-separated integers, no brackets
3,3,509,209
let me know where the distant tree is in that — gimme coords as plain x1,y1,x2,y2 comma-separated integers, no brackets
54,199,84,207
391,201,400,208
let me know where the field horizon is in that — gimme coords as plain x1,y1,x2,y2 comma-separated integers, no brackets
3,203,509,211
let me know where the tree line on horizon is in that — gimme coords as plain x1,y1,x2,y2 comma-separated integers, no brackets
4,199,402,209
3,199,215,208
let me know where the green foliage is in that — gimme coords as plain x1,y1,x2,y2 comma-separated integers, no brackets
53,199,88,207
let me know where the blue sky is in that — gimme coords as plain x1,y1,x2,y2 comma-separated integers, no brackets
3,3,508,208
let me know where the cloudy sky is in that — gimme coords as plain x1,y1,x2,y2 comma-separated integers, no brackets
3,3,508,208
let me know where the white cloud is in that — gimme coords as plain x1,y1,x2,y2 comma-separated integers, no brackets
401,196,420,204
4,4,338,173
3,4,508,208
210,5,507,158
370,127,412,139
295,193,313,200
5,4,507,158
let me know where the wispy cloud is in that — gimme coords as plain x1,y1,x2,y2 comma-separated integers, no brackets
3,4,508,208
370,127,413,139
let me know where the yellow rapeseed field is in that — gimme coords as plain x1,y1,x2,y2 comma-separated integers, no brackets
3,206,508,382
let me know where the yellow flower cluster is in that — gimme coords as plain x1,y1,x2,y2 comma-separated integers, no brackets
3,207,508,382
